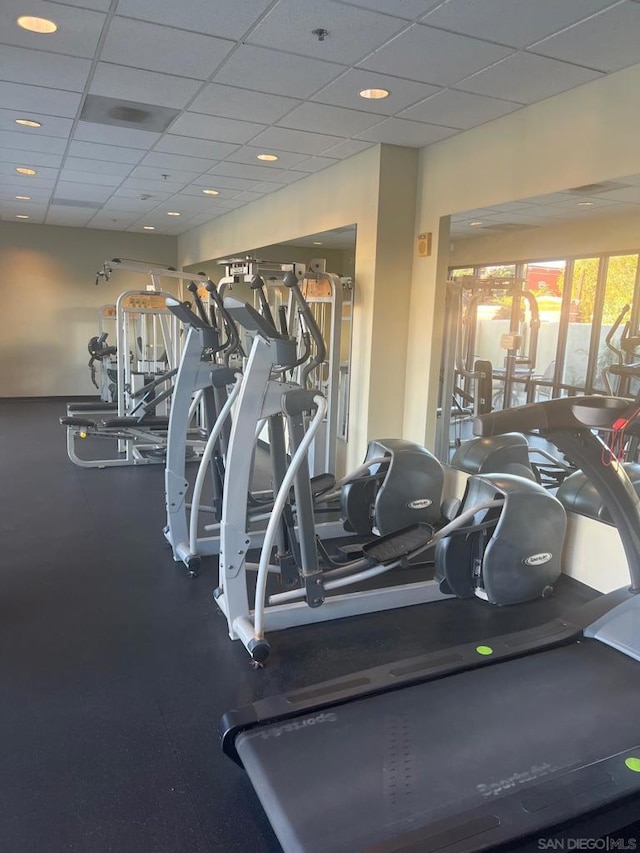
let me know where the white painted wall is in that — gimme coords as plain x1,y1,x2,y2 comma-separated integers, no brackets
0,222,177,397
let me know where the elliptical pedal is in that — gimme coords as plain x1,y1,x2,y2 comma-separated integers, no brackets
361,523,434,566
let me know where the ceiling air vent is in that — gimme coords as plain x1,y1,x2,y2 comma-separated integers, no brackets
79,95,179,132
481,222,540,232
567,181,629,195
50,199,102,209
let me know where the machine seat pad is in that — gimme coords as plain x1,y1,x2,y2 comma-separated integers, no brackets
60,416,97,428
102,416,170,428
67,402,117,412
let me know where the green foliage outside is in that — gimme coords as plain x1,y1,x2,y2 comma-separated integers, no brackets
554,255,638,323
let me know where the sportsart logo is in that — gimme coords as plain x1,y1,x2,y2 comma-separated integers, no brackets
524,552,553,566
408,498,433,510
249,712,338,742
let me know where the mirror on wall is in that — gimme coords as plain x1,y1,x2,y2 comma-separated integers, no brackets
437,179,640,459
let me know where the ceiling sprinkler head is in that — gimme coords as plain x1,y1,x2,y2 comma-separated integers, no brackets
312,27,329,41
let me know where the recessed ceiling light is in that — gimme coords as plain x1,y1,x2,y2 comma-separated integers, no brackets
313,241,323,245
16,214,30,219
15,195,31,200
577,201,594,206
470,220,483,226
166,211,181,216
202,189,219,196
16,15,58,33
15,118,42,128
359,88,390,100
143,225,155,231
257,153,278,162
16,167,37,175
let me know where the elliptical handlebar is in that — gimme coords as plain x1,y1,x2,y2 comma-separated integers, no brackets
282,270,327,386
205,280,245,363
250,275,277,331
186,281,211,326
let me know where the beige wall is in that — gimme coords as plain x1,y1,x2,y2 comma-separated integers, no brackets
179,144,418,468
0,221,177,397
405,62,640,449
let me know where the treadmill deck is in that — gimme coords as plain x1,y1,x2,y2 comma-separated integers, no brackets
236,640,640,852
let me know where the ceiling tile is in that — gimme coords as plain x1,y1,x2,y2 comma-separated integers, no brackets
59,169,125,187
232,191,265,203
0,196,50,211
101,196,169,211
167,113,266,144
189,84,301,124
585,185,640,204
335,0,443,18
74,121,161,149
141,151,217,172
358,23,513,86
177,188,241,205
209,161,295,182
189,175,266,191
155,195,225,214
1,208,47,224
214,45,345,98
0,187,51,202
100,17,234,79
63,157,136,177
355,116,457,146
0,110,73,139
224,147,309,168
250,180,288,193
399,89,522,129
321,138,374,158
68,141,146,164
0,130,67,154
120,177,189,193
0,0,106,57
247,0,407,64
90,64,203,109
292,155,340,173
88,212,140,228
54,182,116,202
532,3,640,73
518,192,581,205
0,82,82,118
115,0,274,40
1,173,58,190
53,0,112,9
130,165,202,183
458,52,603,104
45,208,97,226
153,135,239,160
249,126,343,154
0,46,92,92
421,0,620,49
311,68,439,115
277,102,382,135
2,148,64,168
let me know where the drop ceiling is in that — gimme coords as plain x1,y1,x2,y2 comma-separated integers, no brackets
2,0,640,235
450,177,640,238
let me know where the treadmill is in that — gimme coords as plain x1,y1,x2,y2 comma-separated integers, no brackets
220,396,640,853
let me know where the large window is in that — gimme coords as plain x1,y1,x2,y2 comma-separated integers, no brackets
449,251,640,400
